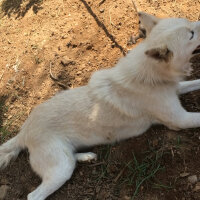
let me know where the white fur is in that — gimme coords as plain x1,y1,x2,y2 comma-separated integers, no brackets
76,152,97,162
1,13,200,200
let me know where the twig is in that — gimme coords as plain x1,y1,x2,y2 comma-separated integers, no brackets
7,39,12,44
109,6,117,28
170,146,174,158
57,82,68,89
88,161,105,167
114,166,126,182
99,0,106,6
131,0,138,14
22,76,25,87
0,70,5,81
49,62,59,81
13,58,20,73
49,62,68,89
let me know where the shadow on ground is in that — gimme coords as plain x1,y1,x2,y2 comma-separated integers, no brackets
0,95,8,127
0,95,9,143
1,0,43,18
80,0,126,56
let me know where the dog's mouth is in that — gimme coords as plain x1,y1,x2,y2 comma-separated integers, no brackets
192,45,200,54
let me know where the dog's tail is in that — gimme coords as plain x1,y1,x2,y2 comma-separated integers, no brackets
0,133,23,169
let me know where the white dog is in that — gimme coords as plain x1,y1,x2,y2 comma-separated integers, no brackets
0,12,200,200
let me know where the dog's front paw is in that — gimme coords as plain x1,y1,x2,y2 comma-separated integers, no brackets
76,152,97,162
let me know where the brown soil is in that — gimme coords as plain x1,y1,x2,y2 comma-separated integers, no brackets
0,0,200,199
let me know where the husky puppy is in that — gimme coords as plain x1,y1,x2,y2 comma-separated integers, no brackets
0,12,200,200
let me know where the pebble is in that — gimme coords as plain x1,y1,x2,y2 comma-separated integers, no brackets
188,175,198,184
0,185,9,200
61,56,75,66
10,105,14,109
61,35,67,39
7,115,12,119
77,71,82,75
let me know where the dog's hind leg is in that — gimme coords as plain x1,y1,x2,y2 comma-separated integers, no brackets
27,141,76,200
76,152,97,162
178,80,200,94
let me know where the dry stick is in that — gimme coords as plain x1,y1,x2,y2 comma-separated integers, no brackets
129,0,147,44
0,70,5,81
170,146,174,158
109,6,117,28
49,62,68,89
89,161,105,167
49,62,59,81
99,0,106,6
131,0,138,14
114,166,126,183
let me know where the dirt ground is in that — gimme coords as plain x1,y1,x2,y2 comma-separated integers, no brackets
0,0,200,199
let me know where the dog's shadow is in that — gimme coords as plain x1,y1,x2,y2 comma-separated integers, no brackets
0,150,94,200
1,0,43,18
0,151,40,200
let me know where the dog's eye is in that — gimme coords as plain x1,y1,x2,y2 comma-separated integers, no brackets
190,31,194,40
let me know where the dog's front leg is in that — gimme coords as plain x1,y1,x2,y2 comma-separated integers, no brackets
160,110,200,130
178,80,200,94
153,97,200,130
172,112,200,130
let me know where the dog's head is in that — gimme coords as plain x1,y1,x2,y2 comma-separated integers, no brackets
139,12,200,81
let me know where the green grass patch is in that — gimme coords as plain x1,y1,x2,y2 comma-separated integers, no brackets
122,147,173,200
97,144,112,182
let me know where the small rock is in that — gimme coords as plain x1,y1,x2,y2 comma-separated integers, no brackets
77,71,82,75
61,56,75,66
180,172,190,177
100,8,104,13
86,45,93,50
61,35,67,39
7,115,12,119
188,175,198,184
0,185,9,200
111,43,115,48
10,105,14,109
194,182,200,192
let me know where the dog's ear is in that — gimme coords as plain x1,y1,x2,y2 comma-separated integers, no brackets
138,12,160,35
145,46,173,62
